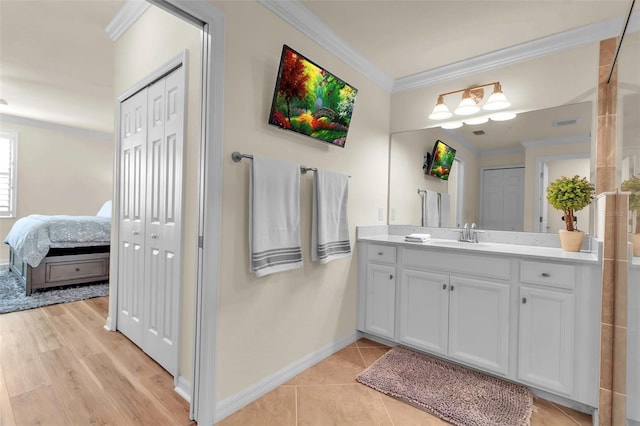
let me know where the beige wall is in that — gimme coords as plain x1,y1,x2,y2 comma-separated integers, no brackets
113,6,202,382
0,120,113,262
212,0,390,400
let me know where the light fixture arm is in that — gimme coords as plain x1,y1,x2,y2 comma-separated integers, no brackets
437,81,500,98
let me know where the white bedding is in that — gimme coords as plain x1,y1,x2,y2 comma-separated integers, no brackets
3,215,111,268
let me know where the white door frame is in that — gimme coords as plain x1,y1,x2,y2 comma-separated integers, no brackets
453,156,465,228
534,153,590,233
107,2,225,425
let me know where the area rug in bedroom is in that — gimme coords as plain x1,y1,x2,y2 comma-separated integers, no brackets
0,266,109,314
356,346,534,426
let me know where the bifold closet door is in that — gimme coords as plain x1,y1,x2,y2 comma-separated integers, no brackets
118,88,148,346
143,68,184,373
117,66,184,376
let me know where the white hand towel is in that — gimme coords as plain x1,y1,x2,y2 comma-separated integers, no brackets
250,156,302,277
312,169,351,264
440,193,451,227
424,190,440,227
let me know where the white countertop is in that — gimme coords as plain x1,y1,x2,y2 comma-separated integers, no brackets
358,235,600,264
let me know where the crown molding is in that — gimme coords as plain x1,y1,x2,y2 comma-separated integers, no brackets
521,133,591,148
0,114,112,140
393,11,640,93
260,1,638,95
105,0,150,42
258,0,394,92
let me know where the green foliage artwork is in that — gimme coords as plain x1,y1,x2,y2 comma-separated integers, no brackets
546,175,595,232
269,46,358,147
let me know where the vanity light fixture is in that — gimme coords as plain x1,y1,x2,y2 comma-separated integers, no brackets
427,95,452,120
463,116,489,125
441,121,463,129
428,81,511,120
489,111,517,121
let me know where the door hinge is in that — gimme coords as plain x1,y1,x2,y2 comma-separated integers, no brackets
539,216,543,223
198,236,204,248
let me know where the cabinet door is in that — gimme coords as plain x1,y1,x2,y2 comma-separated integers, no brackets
365,263,396,339
448,276,510,375
398,269,449,355
518,286,574,396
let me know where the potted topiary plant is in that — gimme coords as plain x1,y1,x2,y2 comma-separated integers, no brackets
621,176,640,257
546,175,595,252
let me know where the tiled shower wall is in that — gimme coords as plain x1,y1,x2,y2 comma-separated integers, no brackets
596,37,629,426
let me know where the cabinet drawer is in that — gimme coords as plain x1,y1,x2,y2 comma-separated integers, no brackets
367,244,396,264
46,259,109,283
520,260,575,289
402,248,510,280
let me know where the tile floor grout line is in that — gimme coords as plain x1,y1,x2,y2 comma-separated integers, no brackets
549,401,585,426
378,391,396,426
294,384,298,426
356,345,368,368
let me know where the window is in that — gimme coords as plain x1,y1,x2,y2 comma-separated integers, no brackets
0,130,17,218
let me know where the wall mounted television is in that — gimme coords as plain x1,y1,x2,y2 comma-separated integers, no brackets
426,139,456,180
268,45,358,148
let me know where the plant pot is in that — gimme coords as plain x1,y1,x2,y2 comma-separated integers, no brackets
633,234,640,257
558,230,585,252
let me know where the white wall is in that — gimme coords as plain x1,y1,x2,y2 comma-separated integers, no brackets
212,0,390,401
113,5,202,383
0,120,113,263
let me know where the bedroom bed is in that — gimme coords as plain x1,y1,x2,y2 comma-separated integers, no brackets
4,205,111,296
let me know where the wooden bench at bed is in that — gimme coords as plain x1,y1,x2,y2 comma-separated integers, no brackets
9,246,110,296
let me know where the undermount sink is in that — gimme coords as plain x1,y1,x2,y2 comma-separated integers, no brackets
427,239,492,248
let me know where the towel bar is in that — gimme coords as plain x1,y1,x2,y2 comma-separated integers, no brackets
231,152,350,177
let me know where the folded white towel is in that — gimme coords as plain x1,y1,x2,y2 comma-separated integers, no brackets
250,156,302,277
405,233,432,242
424,190,440,227
312,169,351,264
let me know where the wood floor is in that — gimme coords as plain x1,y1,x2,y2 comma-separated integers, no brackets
0,296,192,425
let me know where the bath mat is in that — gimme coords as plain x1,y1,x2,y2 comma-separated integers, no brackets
356,346,533,426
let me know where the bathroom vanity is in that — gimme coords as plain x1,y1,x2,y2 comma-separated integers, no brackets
356,226,602,409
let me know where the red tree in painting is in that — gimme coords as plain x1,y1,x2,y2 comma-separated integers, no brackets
278,50,309,122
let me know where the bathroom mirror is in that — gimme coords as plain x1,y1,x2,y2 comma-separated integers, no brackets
617,30,640,259
389,101,594,234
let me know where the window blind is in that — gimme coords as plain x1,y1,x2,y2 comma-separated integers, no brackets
0,131,17,217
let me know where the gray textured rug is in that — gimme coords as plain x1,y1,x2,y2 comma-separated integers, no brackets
357,346,533,426
0,266,109,314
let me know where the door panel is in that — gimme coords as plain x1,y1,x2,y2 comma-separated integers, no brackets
118,88,148,346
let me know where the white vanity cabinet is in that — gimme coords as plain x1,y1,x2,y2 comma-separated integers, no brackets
398,270,510,375
448,275,510,375
398,269,449,355
363,244,397,339
517,260,576,396
356,237,601,408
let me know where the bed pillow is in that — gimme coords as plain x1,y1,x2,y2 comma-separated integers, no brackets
96,200,112,218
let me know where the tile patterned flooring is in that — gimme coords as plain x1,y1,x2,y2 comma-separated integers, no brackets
217,338,593,426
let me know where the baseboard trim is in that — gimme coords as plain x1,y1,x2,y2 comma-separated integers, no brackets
103,316,114,331
214,331,359,422
0,258,8,267
175,376,192,403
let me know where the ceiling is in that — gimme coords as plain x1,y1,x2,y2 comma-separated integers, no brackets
0,0,634,137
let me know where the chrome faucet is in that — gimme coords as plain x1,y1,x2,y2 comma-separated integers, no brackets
457,222,483,243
